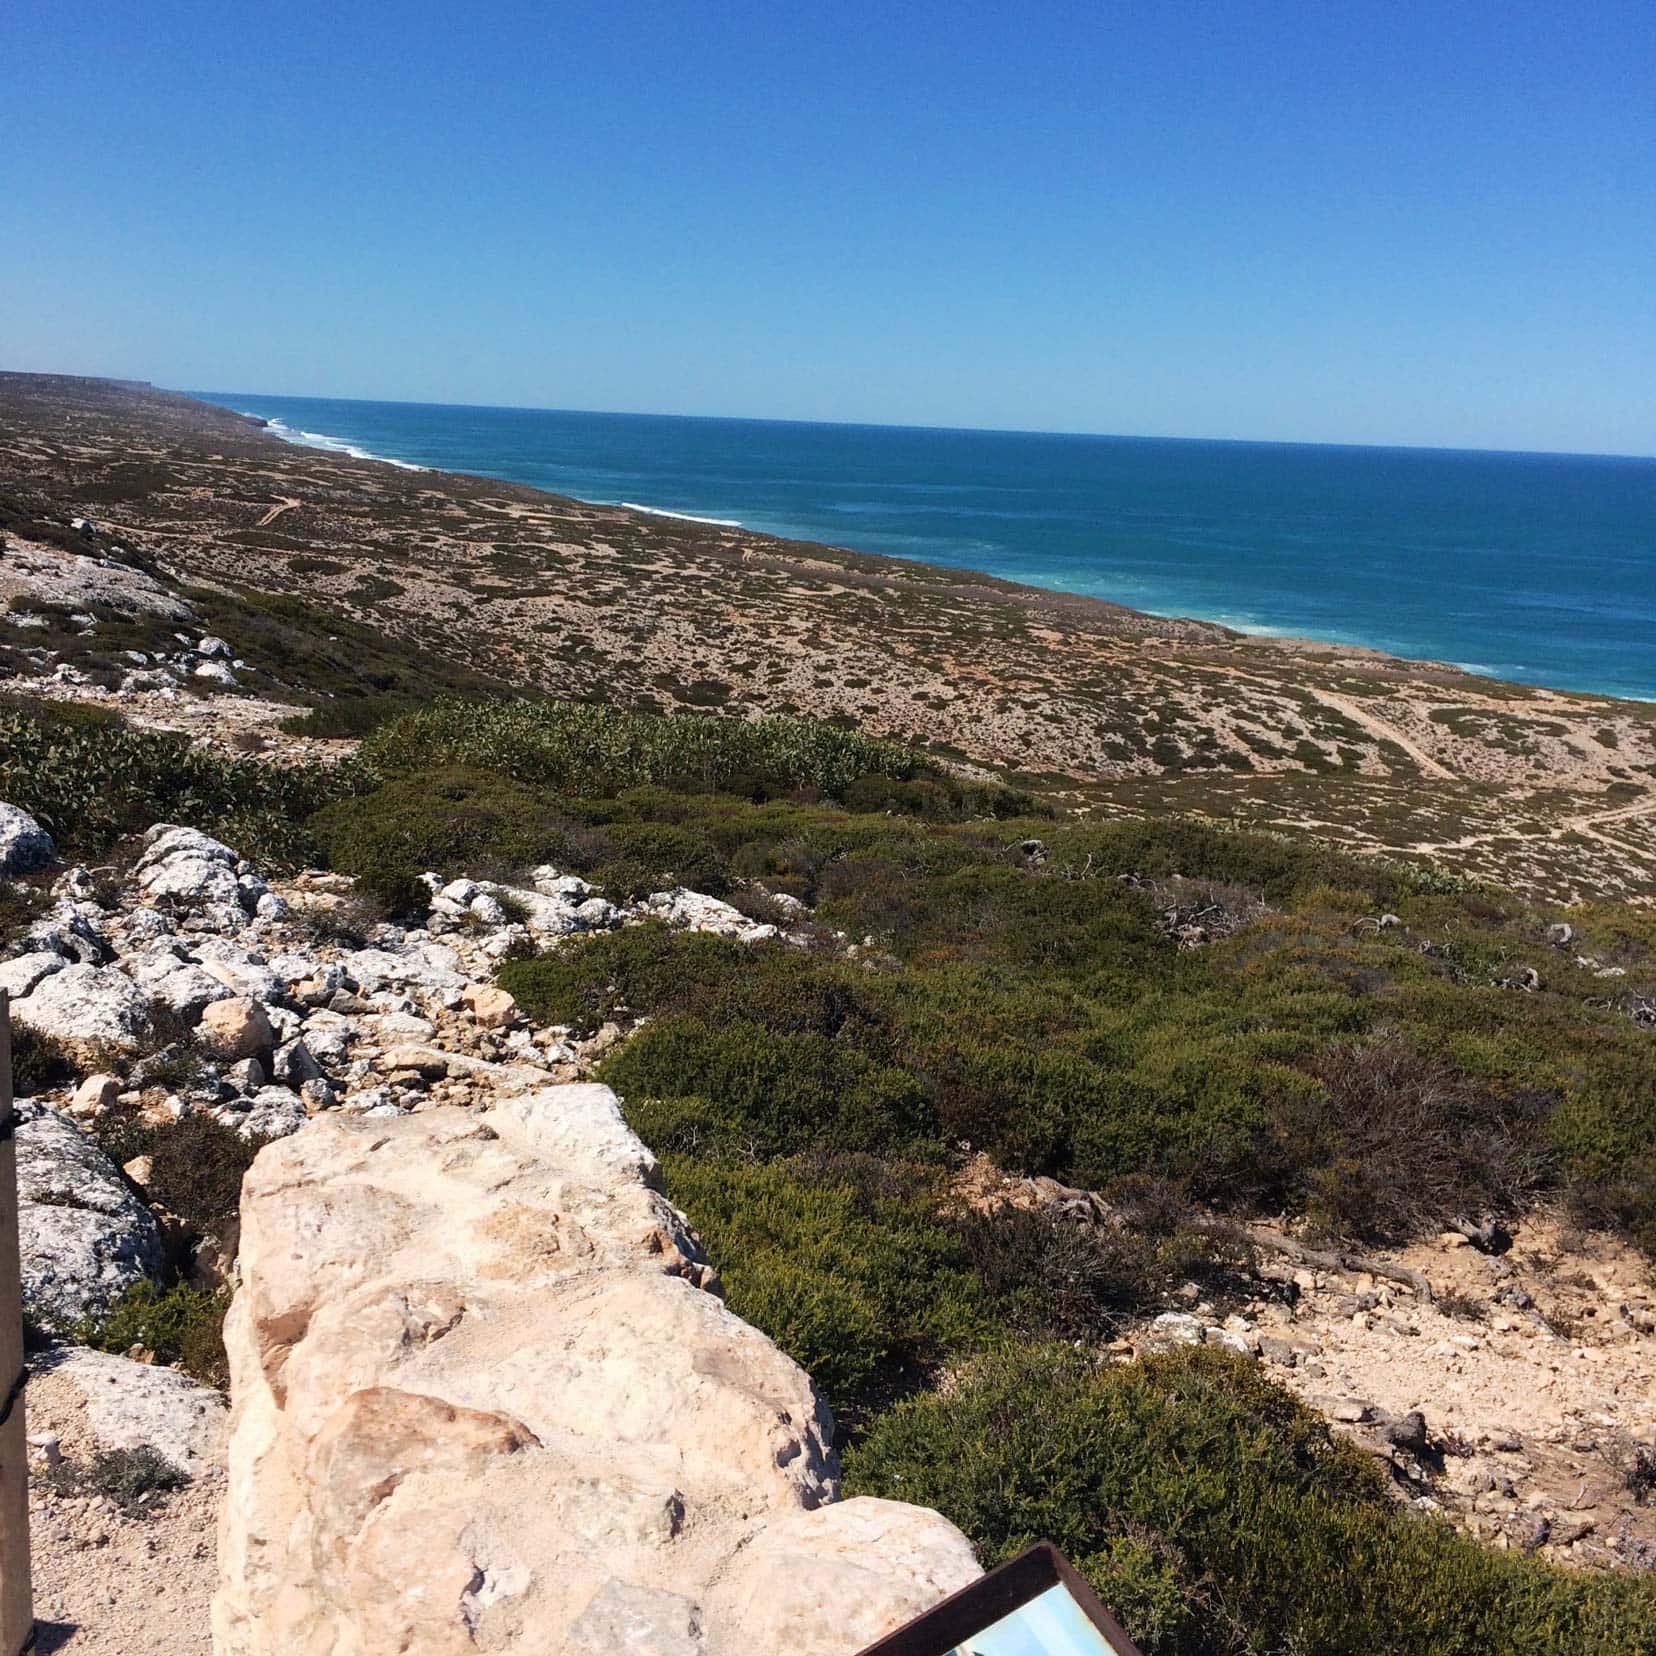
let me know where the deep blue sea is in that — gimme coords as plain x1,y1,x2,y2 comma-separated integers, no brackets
196,392,1656,702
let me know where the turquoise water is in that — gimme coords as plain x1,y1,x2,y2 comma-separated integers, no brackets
197,392,1656,701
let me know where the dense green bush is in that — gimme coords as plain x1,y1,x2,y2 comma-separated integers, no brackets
362,697,931,800
74,1281,229,1387
659,1152,995,1415
845,1345,1656,1655
0,699,352,862
603,1014,936,1158
94,1110,263,1236
499,923,744,1035
308,766,580,910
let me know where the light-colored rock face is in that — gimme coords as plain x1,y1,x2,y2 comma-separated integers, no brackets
0,948,67,1000
198,995,273,1059
215,1087,977,1656
15,1100,166,1326
639,888,779,943
0,799,55,875
42,1346,228,1477
12,961,151,1051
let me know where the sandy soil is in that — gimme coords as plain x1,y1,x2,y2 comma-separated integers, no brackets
24,1365,218,1655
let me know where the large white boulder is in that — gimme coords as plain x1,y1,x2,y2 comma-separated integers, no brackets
14,1101,166,1326
0,801,54,876
339,942,470,1009
39,1346,227,1477
0,949,66,1000
214,1087,976,1655
12,961,150,1050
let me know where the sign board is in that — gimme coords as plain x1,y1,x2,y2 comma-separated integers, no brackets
855,1543,1144,1656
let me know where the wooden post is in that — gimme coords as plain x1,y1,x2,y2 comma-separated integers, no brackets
0,992,34,1654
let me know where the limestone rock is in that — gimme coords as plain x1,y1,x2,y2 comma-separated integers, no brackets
214,1088,972,1655
14,1101,165,1325
340,942,469,1009
0,800,55,875
0,948,66,1000
40,1346,227,1476
639,888,779,943
463,981,517,1029
13,961,150,1050
70,1072,122,1116
199,995,273,1058
701,1499,981,1652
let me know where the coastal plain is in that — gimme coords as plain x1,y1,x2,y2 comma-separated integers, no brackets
1,369,1653,909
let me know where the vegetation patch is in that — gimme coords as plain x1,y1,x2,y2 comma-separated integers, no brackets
845,1345,1656,1655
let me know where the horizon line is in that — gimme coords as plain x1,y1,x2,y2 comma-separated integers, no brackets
182,382,1656,466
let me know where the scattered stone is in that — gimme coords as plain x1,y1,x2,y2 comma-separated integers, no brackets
70,1073,123,1116
1144,1311,1205,1350
198,997,273,1060
461,982,517,1029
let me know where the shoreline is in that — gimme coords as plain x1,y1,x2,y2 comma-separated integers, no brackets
222,392,1654,708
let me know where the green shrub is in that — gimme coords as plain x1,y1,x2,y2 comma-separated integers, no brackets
308,766,579,910
601,1014,936,1158
74,1281,229,1387
94,1110,262,1236
361,697,933,800
44,1444,187,1517
9,1021,74,1093
593,821,732,899
845,1345,1656,1655
658,1152,996,1418
0,699,353,862
499,923,744,1035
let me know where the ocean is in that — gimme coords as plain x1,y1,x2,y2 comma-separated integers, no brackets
196,392,1656,702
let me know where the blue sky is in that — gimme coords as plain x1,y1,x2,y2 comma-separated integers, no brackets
5,1,1653,453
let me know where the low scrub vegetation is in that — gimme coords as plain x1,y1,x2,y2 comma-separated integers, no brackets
359,695,1028,809
0,697,352,863
5,681,1655,1647
73,1281,229,1387
844,1346,1656,1655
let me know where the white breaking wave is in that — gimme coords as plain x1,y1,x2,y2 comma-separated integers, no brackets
253,416,425,471
617,501,742,527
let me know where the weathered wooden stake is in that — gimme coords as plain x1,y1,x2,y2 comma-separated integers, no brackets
0,992,34,1654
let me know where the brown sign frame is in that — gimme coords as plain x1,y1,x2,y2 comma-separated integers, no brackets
854,1542,1145,1656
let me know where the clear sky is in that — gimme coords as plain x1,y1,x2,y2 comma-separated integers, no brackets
5,1,1653,454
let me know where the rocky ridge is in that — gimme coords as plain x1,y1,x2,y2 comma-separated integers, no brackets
4,795,979,1652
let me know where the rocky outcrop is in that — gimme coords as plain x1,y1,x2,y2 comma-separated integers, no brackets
0,800,54,875
12,960,151,1050
214,1085,977,1655
15,1100,166,1325
38,1346,227,1477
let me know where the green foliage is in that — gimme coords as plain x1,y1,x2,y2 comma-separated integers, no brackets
9,1020,74,1094
845,1345,1656,1655
44,1445,188,1517
658,1152,996,1415
94,1109,263,1235
0,698,352,863
499,922,742,1035
593,821,733,900
74,1281,229,1387
602,1014,935,1159
308,767,579,910
361,696,939,800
